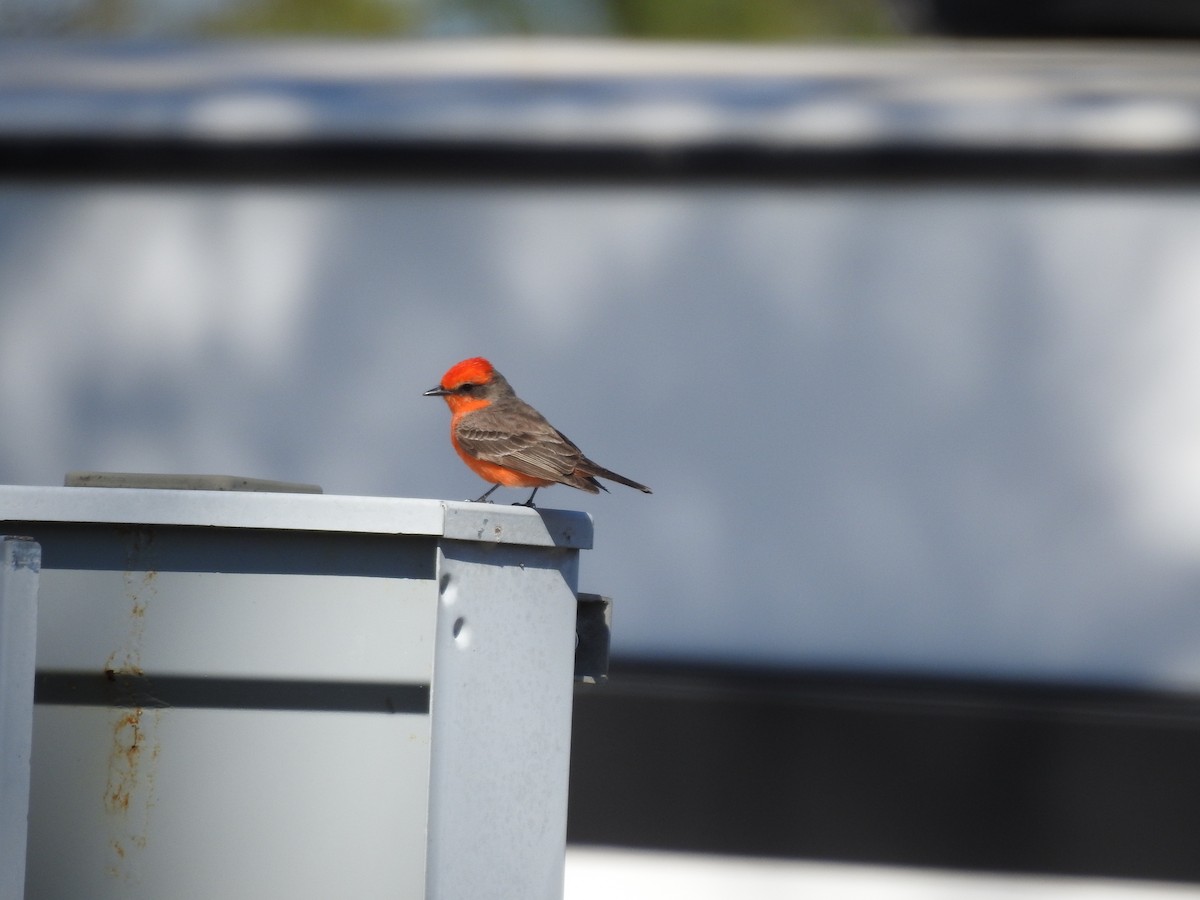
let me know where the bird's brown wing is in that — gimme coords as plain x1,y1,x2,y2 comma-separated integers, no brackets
456,401,595,488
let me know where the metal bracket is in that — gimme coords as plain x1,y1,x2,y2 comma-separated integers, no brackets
574,593,611,685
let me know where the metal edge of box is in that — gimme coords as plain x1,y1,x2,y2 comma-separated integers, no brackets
441,500,593,550
0,485,593,548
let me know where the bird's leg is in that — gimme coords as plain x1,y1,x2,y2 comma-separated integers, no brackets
514,487,539,507
472,484,501,503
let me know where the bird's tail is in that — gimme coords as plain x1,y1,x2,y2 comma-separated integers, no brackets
584,462,652,494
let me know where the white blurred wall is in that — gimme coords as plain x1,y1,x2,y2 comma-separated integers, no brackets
2,180,1199,686
563,848,1200,900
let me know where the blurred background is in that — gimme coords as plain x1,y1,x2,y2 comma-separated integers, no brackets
3,2,1200,898
7,0,1200,39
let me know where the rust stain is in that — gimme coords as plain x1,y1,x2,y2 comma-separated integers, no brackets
103,703,162,883
102,528,162,883
105,708,144,814
104,662,145,681
105,563,156,687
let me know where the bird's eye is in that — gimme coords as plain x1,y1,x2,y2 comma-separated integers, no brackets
458,383,475,393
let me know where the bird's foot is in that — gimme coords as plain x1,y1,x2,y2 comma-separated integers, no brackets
512,500,537,508
472,484,502,503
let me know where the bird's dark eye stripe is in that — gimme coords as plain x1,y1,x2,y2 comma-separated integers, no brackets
458,383,475,392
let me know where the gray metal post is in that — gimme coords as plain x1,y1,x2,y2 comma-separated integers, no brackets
0,536,41,900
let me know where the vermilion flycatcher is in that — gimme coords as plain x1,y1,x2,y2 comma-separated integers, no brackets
424,357,652,506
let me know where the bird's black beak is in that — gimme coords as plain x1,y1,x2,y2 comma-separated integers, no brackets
423,386,451,397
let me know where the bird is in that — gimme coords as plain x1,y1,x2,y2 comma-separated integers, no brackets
423,357,652,507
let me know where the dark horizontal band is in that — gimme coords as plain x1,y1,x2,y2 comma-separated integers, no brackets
2,137,1200,186
569,659,1200,884
36,671,430,715
1,522,436,579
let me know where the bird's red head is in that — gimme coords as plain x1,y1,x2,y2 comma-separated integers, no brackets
423,357,499,414
441,357,495,390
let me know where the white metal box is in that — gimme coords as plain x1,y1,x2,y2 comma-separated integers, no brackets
0,486,591,900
